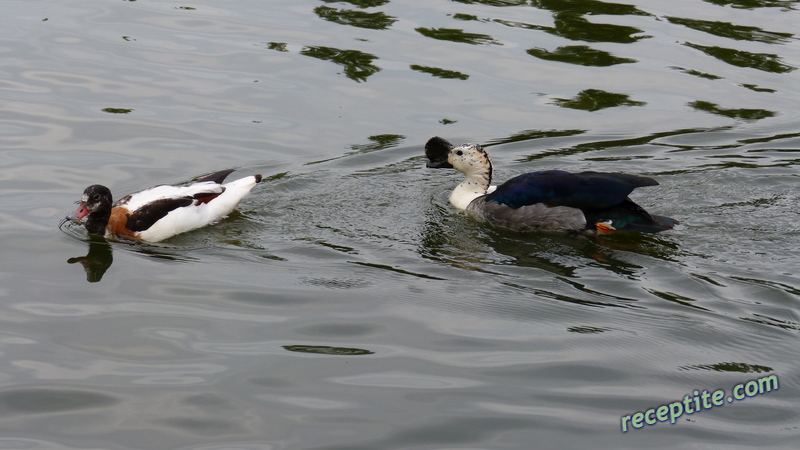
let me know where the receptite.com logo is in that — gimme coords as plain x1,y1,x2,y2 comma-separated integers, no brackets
621,374,779,433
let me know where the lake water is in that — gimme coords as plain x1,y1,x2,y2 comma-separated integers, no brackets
1,0,799,448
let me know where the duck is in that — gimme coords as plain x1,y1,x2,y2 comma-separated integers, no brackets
425,136,677,233
62,169,262,242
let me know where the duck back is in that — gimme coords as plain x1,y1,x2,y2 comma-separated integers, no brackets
485,170,658,210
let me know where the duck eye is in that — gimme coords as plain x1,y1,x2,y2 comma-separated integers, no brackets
456,150,463,156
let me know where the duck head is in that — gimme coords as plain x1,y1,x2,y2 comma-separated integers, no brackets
445,143,493,179
425,136,493,181
425,136,455,168
66,185,113,221
425,137,495,210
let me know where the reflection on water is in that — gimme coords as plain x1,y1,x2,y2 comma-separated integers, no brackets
321,0,392,8
684,42,796,73
258,0,798,83
420,212,683,282
101,107,133,114
666,16,794,43
62,225,227,283
670,65,725,80
527,45,637,66
409,64,470,80
703,0,797,10
415,27,503,46
487,129,587,147
679,361,774,373
465,0,652,43
508,127,722,161
689,100,776,121
314,6,397,30
552,89,646,111
66,236,113,283
299,46,381,82
282,345,375,356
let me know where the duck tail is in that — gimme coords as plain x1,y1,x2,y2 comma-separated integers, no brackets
621,215,679,233
197,169,236,184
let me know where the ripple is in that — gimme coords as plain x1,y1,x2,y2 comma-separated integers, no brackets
332,371,482,389
0,389,118,415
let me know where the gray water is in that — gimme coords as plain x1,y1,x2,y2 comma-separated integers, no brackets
1,0,799,448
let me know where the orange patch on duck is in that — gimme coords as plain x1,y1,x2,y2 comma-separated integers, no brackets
106,207,138,238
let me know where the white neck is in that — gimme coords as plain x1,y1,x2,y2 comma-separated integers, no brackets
449,171,491,210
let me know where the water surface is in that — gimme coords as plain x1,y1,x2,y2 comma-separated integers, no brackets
1,0,799,448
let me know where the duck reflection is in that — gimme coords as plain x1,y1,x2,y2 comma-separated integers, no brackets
67,235,113,283
418,204,681,279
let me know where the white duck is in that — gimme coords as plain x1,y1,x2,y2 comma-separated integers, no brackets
63,169,262,242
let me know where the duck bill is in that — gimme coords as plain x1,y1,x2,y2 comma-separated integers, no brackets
426,160,454,169
66,202,90,221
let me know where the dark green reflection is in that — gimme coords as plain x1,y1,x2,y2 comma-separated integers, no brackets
702,0,797,9
517,127,712,162
567,326,611,333
410,65,469,80
527,45,635,66
532,0,651,16
305,135,405,166
415,27,502,45
351,134,405,153
488,17,548,32
667,17,793,43
453,0,528,5
739,131,800,144
689,100,776,121
265,42,288,52
679,362,774,373
551,16,647,43
454,13,481,22
457,5,647,44
102,108,133,114
319,0,389,7
300,46,380,82
486,129,586,147
670,66,723,80
314,6,396,30
553,89,645,111
740,84,776,93
283,345,374,356
494,16,645,43
531,0,651,43
684,42,795,73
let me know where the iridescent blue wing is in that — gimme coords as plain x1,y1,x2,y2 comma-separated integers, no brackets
483,170,659,210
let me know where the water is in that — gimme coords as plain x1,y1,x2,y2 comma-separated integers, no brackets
1,0,799,448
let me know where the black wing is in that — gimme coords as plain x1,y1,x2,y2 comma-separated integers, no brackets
125,197,194,232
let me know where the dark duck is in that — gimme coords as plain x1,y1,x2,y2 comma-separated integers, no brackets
425,137,678,233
